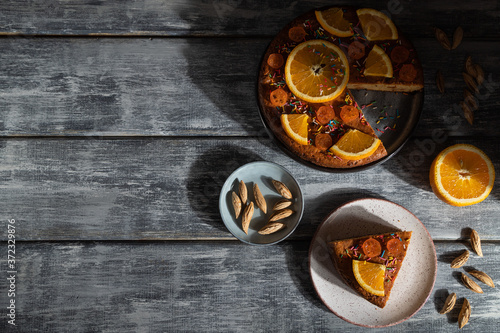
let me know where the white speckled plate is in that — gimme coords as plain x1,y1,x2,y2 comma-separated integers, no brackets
309,198,437,327
219,161,304,245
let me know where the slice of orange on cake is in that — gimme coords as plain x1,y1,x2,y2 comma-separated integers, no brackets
330,129,382,161
363,45,393,78
285,40,349,103
280,114,310,146
356,8,398,41
352,260,386,296
329,231,412,308
315,7,353,37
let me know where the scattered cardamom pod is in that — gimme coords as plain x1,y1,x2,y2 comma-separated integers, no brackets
463,72,479,94
465,56,477,78
231,191,242,219
258,222,285,235
269,208,294,222
464,89,478,111
253,183,267,214
241,202,254,234
239,180,248,203
434,27,451,50
469,270,495,288
474,64,485,85
470,229,483,257
451,26,463,49
273,199,292,211
439,292,457,314
458,298,471,329
461,272,483,293
436,70,445,94
451,250,469,268
272,180,292,199
460,101,474,125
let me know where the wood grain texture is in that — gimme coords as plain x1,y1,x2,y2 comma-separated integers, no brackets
0,37,499,138
0,241,498,332
0,137,498,241
0,1,498,332
0,0,498,38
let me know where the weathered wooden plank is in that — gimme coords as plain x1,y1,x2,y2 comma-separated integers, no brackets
0,137,498,241
0,37,266,137
0,37,499,137
0,241,498,332
0,0,498,38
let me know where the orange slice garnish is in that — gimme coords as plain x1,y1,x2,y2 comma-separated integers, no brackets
430,144,495,206
329,129,381,160
352,260,386,296
315,7,353,37
280,114,310,146
356,8,398,41
364,45,393,78
285,40,349,103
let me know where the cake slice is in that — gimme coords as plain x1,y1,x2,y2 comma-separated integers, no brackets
346,40,424,93
328,231,412,308
308,88,387,166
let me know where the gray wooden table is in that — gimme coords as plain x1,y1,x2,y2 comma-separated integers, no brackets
1,0,499,332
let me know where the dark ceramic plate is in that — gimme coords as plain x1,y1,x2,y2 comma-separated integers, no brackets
256,7,424,173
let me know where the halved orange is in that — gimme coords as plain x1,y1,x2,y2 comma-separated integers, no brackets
315,7,353,37
352,260,386,296
356,8,398,41
430,144,495,206
364,45,393,78
330,129,381,160
285,40,349,103
281,114,310,145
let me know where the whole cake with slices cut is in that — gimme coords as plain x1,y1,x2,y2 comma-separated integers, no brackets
258,7,424,169
329,231,412,308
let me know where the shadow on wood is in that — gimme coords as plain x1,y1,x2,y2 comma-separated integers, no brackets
433,288,461,324
186,144,264,234
438,247,469,264
295,188,388,238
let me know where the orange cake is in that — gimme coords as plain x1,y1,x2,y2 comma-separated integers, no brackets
328,231,412,308
258,7,424,169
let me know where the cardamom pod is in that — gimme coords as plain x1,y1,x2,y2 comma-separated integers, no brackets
461,272,483,293
451,250,469,268
273,199,292,211
258,222,285,235
241,202,254,234
463,72,479,94
469,270,495,288
460,101,474,125
470,229,483,257
465,56,477,78
439,292,456,314
239,180,247,203
474,64,485,85
253,183,267,214
464,89,478,111
458,298,471,329
231,191,242,219
272,180,292,199
434,27,451,50
436,70,445,94
269,208,294,222
451,26,463,49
